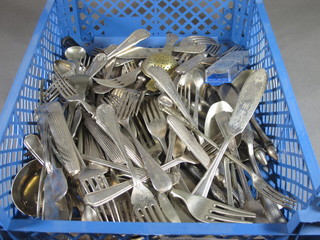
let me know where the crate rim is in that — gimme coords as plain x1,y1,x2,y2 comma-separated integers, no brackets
0,0,319,236
8,219,290,236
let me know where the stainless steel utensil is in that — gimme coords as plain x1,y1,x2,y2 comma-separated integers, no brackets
142,66,195,126
170,188,255,223
11,159,42,217
83,156,198,207
109,89,173,193
142,98,168,153
193,69,267,197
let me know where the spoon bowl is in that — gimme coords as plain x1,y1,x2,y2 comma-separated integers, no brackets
54,60,76,78
204,101,241,145
65,46,86,62
142,52,177,91
11,159,42,217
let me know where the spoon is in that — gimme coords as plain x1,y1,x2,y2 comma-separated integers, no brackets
13,134,68,219
11,159,42,217
192,69,267,197
204,101,236,206
141,33,178,91
65,46,87,74
54,60,76,78
216,112,267,222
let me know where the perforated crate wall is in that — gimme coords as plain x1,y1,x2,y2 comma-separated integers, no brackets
57,0,235,42
0,0,319,238
0,3,62,219
246,5,316,219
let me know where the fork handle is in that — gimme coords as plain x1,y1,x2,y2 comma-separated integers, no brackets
107,29,150,59
84,156,187,207
192,135,231,197
247,140,287,223
80,100,96,116
123,124,173,193
250,117,278,160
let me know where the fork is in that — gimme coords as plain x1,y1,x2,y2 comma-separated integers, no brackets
93,68,140,88
216,112,267,222
170,188,255,223
83,154,198,207
78,167,120,222
95,103,166,222
177,73,193,115
206,44,221,56
133,113,163,158
219,44,243,58
199,133,297,208
94,60,140,88
49,72,96,116
242,124,287,223
108,89,173,193
179,35,218,46
142,98,168,153
109,169,136,222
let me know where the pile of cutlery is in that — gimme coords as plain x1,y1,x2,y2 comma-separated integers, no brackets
16,29,296,223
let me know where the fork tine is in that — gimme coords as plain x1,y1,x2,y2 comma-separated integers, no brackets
146,205,160,222
150,99,161,120
134,209,145,222
213,201,256,217
125,93,135,115
54,82,70,99
138,207,153,222
43,89,59,102
207,44,221,56
259,189,290,207
152,203,167,222
99,175,122,222
211,206,255,218
134,114,156,149
155,101,166,120
261,187,296,207
116,202,124,222
43,84,58,98
56,74,77,95
265,185,297,203
144,100,153,122
60,78,77,97
99,205,111,222
207,213,253,223
141,105,150,124
55,75,77,99
116,90,128,118
83,178,108,221
44,83,57,95
122,200,134,222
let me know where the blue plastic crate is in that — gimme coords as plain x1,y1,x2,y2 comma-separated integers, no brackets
0,0,320,239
